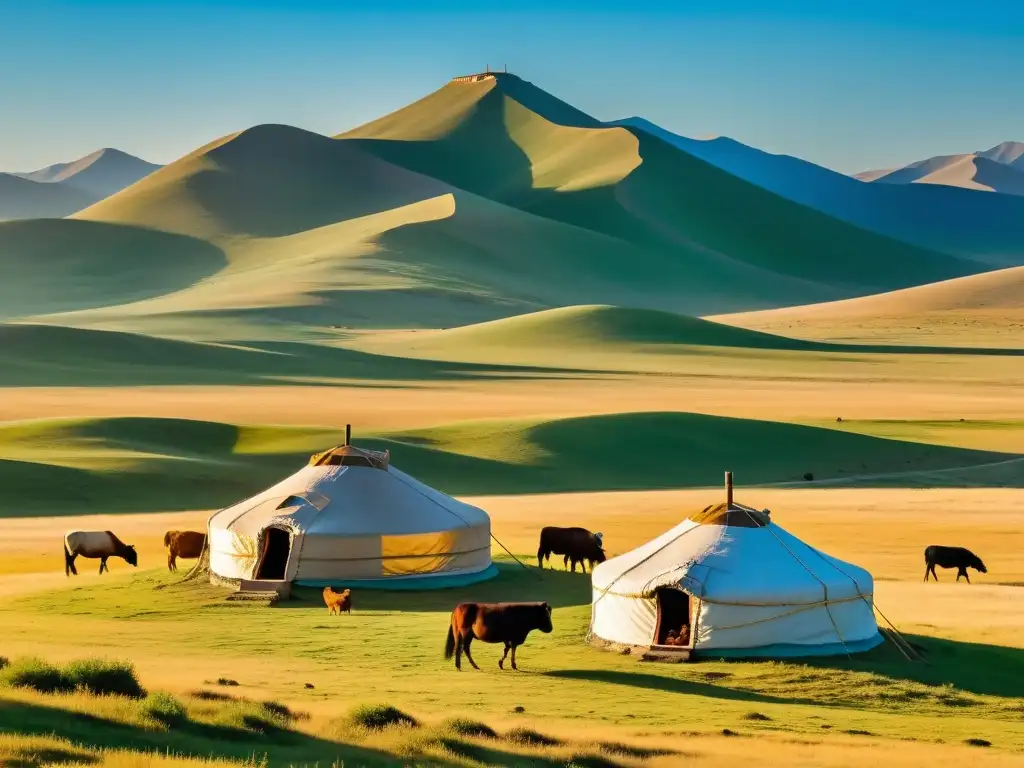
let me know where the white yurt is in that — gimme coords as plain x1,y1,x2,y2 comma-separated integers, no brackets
207,429,495,589
590,476,883,657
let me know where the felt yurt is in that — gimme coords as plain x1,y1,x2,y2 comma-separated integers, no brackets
589,473,883,658
206,427,495,589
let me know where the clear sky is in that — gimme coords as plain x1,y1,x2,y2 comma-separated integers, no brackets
2,0,1022,174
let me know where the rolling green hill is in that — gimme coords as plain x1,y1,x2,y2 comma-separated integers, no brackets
1,413,1017,516
0,219,224,320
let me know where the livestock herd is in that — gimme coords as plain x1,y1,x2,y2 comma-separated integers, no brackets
60,526,989,670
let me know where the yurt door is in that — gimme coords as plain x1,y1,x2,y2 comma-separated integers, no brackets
256,527,291,580
654,588,691,647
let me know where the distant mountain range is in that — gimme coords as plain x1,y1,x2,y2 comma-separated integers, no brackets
1,149,160,220
616,118,1024,266
1,72,1019,341
856,142,1024,197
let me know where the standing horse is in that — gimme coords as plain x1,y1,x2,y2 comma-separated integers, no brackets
65,531,138,576
444,602,553,671
924,545,987,583
163,530,206,572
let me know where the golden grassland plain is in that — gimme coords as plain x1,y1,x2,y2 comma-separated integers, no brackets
3,73,1024,766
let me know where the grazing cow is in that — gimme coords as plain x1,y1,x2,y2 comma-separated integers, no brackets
323,587,352,615
64,531,138,576
163,530,206,572
924,546,987,583
444,602,553,671
537,527,605,573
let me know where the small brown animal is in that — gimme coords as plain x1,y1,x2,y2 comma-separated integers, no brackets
444,602,553,671
323,587,351,615
163,530,206,572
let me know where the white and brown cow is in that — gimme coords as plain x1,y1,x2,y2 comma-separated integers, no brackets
64,531,138,576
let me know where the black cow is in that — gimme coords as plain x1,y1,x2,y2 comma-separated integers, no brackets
537,526,606,573
924,545,987,583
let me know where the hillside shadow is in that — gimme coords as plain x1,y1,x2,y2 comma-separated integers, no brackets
0,698,401,768
542,669,799,705
362,411,1023,494
0,325,582,388
283,561,591,613
0,220,227,321
797,632,1024,699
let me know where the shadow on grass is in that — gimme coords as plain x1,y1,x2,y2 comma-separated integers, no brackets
797,633,1024,699
541,669,801,706
283,561,592,612
0,697,401,768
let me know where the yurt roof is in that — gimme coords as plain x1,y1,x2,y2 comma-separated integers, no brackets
592,497,873,605
308,444,390,470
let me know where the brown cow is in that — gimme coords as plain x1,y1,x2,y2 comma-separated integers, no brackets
163,530,206,572
538,527,605,573
444,602,552,671
323,587,352,615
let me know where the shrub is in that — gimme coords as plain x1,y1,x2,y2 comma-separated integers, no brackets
505,727,560,746
217,678,240,686
0,657,74,694
261,700,305,720
441,717,497,739
742,712,772,721
346,704,418,730
0,656,9,670
141,691,188,726
65,659,145,698
803,472,814,482
964,738,991,748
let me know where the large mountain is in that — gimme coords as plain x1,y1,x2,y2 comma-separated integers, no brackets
618,118,1024,267
857,142,1024,197
20,72,979,338
0,173,96,221
18,148,161,199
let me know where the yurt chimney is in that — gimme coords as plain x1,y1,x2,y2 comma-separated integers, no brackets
345,424,351,446
725,471,734,506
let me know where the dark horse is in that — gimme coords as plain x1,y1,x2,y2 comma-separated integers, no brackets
444,602,553,671
924,545,987,583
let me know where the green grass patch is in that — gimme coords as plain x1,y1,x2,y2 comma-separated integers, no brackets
140,691,189,726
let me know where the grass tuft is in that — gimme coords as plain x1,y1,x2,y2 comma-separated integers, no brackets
505,727,560,746
346,704,418,731
565,755,623,768
743,712,772,721
964,738,992,747
440,717,497,739
140,691,188,726
64,658,145,698
599,742,674,759
216,678,239,687
189,690,236,701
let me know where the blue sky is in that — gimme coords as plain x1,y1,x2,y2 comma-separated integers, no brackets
1,0,1022,174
